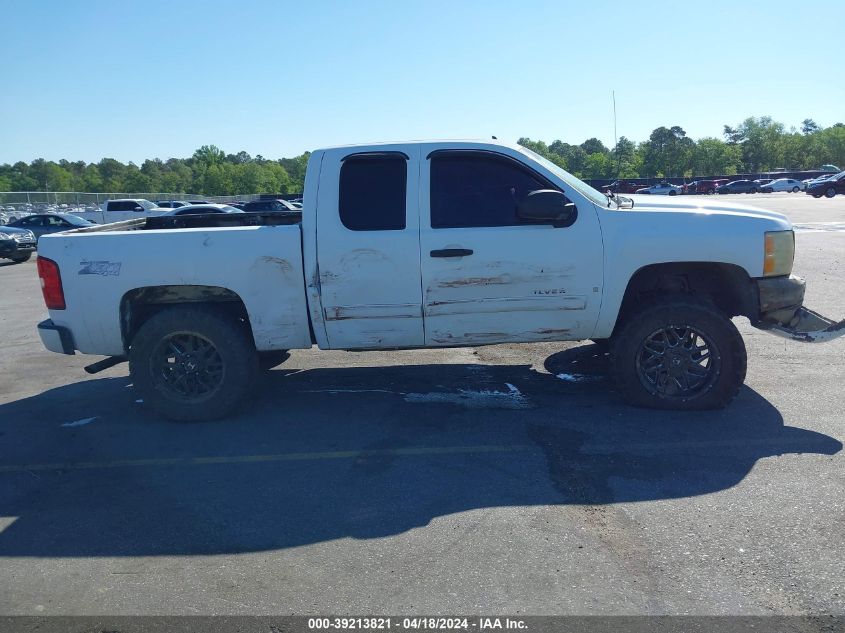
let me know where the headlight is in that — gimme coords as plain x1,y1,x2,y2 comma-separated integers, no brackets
763,230,795,276
0,232,10,240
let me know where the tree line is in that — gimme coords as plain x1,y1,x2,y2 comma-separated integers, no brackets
0,145,310,196
1,116,843,195
519,117,845,180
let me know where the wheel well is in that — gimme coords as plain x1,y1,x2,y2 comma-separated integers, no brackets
120,285,252,351
615,263,757,333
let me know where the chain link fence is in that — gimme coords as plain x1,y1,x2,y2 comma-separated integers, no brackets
0,192,269,211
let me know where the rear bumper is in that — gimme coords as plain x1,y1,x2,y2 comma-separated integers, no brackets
753,275,845,343
37,319,75,355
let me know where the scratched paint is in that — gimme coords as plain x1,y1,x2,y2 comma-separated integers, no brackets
254,256,293,274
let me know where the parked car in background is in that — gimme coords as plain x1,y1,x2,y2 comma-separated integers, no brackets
717,180,760,194
2,206,22,222
755,179,773,188
73,199,168,224
0,211,8,226
155,200,189,209
683,180,721,195
806,171,845,198
603,180,644,194
163,204,244,216
242,198,300,213
803,174,834,190
187,200,211,205
0,225,37,263
635,182,683,195
759,178,803,193
7,213,95,242
819,164,840,173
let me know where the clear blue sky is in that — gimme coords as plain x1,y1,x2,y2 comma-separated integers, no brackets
2,0,842,164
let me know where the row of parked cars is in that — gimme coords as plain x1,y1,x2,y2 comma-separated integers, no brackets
604,171,844,197
155,198,303,212
0,196,307,264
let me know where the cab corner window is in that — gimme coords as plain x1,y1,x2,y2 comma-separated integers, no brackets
339,154,407,231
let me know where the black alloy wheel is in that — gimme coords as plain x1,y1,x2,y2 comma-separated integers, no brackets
635,325,719,401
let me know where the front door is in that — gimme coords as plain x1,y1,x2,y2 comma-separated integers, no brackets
419,148,604,346
316,146,425,349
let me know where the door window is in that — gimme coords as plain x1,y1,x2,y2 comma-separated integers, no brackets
339,153,407,231
430,152,554,228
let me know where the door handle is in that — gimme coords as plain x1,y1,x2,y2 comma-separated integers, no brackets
430,248,473,258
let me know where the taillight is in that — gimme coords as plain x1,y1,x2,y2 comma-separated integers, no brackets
37,256,66,310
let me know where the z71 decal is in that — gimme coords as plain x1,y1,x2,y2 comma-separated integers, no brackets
78,260,122,276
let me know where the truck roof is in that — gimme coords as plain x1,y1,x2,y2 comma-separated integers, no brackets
312,139,520,153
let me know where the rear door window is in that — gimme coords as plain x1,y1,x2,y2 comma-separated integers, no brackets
339,153,407,231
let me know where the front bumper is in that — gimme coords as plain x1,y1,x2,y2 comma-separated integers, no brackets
0,239,36,257
753,275,845,343
37,319,75,355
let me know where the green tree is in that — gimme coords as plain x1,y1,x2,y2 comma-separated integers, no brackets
691,138,741,175
642,126,693,177
192,144,226,167
801,119,820,135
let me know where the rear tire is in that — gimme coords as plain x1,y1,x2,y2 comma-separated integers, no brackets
610,297,746,410
791,186,800,193
9,253,31,263
825,187,836,198
129,306,258,421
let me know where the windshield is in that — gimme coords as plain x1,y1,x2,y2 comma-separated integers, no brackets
517,146,610,207
64,214,94,225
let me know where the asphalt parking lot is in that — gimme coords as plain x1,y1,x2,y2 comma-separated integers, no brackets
1,193,844,616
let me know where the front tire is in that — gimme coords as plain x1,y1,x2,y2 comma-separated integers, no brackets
792,186,800,193
825,187,836,198
9,253,31,263
610,297,746,410
668,190,677,196
129,306,258,421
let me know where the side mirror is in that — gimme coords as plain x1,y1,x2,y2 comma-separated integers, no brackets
517,190,577,227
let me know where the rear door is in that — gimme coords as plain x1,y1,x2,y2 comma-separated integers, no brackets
315,145,425,349
419,147,604,346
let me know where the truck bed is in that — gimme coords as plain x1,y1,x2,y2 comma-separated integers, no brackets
37,212,312,356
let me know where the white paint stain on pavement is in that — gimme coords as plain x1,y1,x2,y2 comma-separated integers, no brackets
556,373,602,383
61,417,97,428
404,383,530,410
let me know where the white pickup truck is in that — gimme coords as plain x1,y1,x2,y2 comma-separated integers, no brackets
34,140,845,420
74,198,167,224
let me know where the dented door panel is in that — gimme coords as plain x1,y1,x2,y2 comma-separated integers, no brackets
315,145,425,349
418,144,605,346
